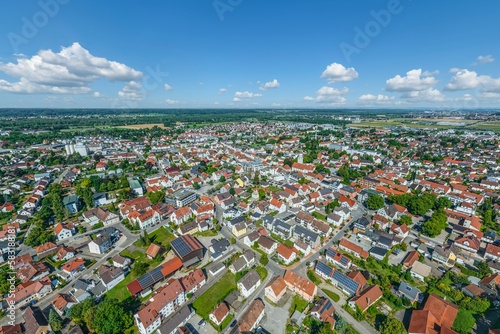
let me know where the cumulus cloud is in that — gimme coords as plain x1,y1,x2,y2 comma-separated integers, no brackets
320,63,358,83
0,42,142,95
93,92,101,98
475,54,494,65
164,84,173,91
118,81,144,101
234,91,262,98
218,88,227,95
233,97,241,102
445,69,500,96
400,88,445,102
165,99,180,105
385,69,438,92
358,94,394,105
304,86,348,104
259,79,280,91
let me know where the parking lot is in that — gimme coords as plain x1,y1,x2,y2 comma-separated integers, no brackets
189,314,218,334
260,293,293,334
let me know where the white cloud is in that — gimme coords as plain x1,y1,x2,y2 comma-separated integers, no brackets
304,86,348,104
358,94,394,105
0,42,142,94
320,63,358,83
164,84,173,91
218,88,227,94
233,97,241,102
165,99,180,105
118,81,144,101
444,69,500,97
400,88,445,102
234,91,262,98
476,54,494,64
93,92,101,98
385,69,438,92
259,79,280,91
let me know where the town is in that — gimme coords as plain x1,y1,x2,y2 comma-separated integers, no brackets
0,116,499,334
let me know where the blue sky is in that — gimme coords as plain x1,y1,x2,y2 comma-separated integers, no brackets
0,0,499,108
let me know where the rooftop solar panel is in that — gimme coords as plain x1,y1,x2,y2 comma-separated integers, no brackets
340,256,349,265
316,261,333,277
333,271,359,294
150,267,164,281
325,248,336,258
137,273,154,288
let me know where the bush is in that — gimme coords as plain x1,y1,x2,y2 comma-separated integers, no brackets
453,309,476,334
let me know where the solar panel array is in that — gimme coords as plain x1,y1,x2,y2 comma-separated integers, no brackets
150,267,164,281
332,270,359,294
320,299,333,314
171,237,193,257
339,256,349,266
316,260,333,277
325,248,336,258
137,272,154,289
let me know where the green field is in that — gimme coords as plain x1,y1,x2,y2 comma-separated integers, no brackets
289,294,309,316
192,271,237,319
322,288,340,302
133,228,175,249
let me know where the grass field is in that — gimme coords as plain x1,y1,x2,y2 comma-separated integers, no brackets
117,123,169,129
289,294,309,316
133,228,176,249
192,271,237,319
322,288,340,302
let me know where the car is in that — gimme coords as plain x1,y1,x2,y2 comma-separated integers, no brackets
437,267,447,273
198,319,206,326
230,320,237,327
119,233,123,237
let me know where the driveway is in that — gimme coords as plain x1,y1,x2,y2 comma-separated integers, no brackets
260,293,293,334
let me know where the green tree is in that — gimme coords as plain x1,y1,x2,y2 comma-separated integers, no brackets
219,175,226,182
90,299,133,334
452,309,475,334
434,196,452,210
367,194,385,210
399,215,412,226
477,261,492,278
230,237,236,244
49,308,63,332
379,316,407,334
260,254,269,266
132,262,149,277
229,188,235,196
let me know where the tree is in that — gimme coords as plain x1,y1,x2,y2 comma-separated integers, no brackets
143,230,151,247
49,309,63,332
146,190,165,205
90,299,133,334
219,176,226,183
477,261,492,278
422,209,448,237
193,181,200,189
379,316,407,334
229,188,235,196
230,237,236,244
132,262,149,277
367,194,385,210
452,309,476,334
258,189,266,200
399,214,412,226
260,254,269,266
434,196,452,210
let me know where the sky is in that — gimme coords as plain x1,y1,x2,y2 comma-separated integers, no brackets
0,0,499,109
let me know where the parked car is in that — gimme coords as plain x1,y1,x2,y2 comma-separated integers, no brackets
198,319,206,326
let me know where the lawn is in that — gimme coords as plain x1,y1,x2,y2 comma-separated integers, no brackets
255,266,268,280
289,294,309,316
195,229,218,237
133,228,175,249
192,271,236,319
312,211,327,221
211,313,234,332
105,272,134,301
322,289,340,302
307,270,323,285
270,232,294,248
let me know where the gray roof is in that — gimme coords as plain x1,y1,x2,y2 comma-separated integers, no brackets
157,305,194,334
238,270,260,290
397,281,421,300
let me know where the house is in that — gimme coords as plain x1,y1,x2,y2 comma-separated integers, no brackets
432,245,457,267
454,235,481,253
170,235,204,267
232,222,247,237
283,270,317,302
156,306,194,334
327,213,343,227
229,250,255,274
237,270,261,298
410,261,432,281
310,297,336,329
52,293,77,316
264,275,288,304
485,243,500,261
325,248,351,270
17,262,50,283
24,306,51,334
83,207,119,226
134,279,186,334
243,230,261,247
179,268,206,295
54,223,74,241
257,235,278,255
269,198,286,213
294,239,311,256
6,278,52,307
348,285,383,312
338,238,369,259
63,194,81,213
408,294,458,334
276,244,297,265
238,299,265,333
54,245,75,261
209,238,231,259
390,223,409,239
88,233,112,254
61,258,86,277
146,243,163,260
396,281,422,304
293,225,320,249
129,209,161,230
462,284,487,298
99,265,125,290
36,241,58,259
209,303,230,327
113,254,131,268
402,251,421,269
